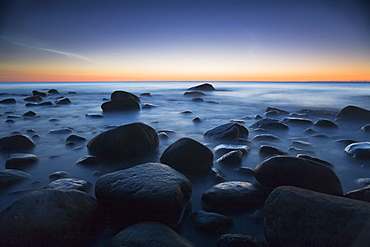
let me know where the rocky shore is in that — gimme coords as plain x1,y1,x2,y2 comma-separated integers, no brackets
0,83,370,246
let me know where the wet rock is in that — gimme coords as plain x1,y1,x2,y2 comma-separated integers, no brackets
158,132,169,140
361,124,370,132
356,178,370,188
109,221,194,247
216,150,243,165
48,89,60,94
181,110,193,114
204,123,249,141
213,144,251,157
188,83,215,91
5,119,15,123
259,145,288,157
45,178,91,192
23,111,37,117
85,113,103,118
111,90,140,102
48,128,73,134
188,210,233,232
87,122,159,160
344,142,370,159
160,137,213,175
234,167,254,176
95,163,192,227
192,97,204,102
264,186,370,247
0,98,16,104
290,140,311,149
254,155,343,196
201,181,269,213
297,109,337,117
345,185,370,203
0,134,35,152
282,117,313,126
250,117,289,130
314,119,338,128
7,114,21,118
252,134,279,142
142,103,157,109
40,101,53,106
0,189,99,247
218,234,267,247
75,155,103,165
0,169,32,189
66,134,86,143
296,154,334,167
49,171,71,180
55,97,71,104
24,95,43,102
184,91,206,96
265,107,289,116
32,90,47,97
336,105,370,121
5,153,39,169
101,97,140,111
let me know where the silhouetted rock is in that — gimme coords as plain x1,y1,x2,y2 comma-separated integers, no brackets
345,142,370,159
95,163,192,227
5,153,39,169
160,137,213,175
45,178,91,192
24,95,43,102
0,169,32,189
0,134,35,152
216,150,243,165
254,155,343,196
87,122,158,160
184,91,206,96
264,186,370,247
109,222,194,247
55,97,71,104
314,119,338,128
188,83,215,91
336,105,370,121
32,90,47,97
85,113,103,118
218,234,267,247
48,89,60,94
110,90,140,102
188,210,233,232
23,111,37,117
0,189,99,247
204,123,249,141
0,98,16,104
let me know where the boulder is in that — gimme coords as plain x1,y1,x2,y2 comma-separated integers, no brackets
5,153,39,169
101,98,140,111
23,111,37,117
314,119,338,128
187,210,233,232
0,189,100,247
250,117,289,130
48,89,60,94
254,155,343,196
0,169,32,189
201,181,269,213
0,98,16,104
109,221,194,247
204,123,249,141
184,91,206,96
259,145,288,157
0,134,35,152
188,83,215,91
296,154,334,167
213,144,251,157
66,134,86,143
87,122,159,160
336,105,370,121
218,234,267,247
252,134,279,142
264,186,370,247
160,137,213,175
45,178,91,192
282,117,313,126
95,163,192,227
110,90,140,102
24,95,43,102
55,97,71,104
32,90,47,97
344,142,370,159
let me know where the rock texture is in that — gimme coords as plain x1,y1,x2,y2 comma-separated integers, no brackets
204,123,249,141
345,142,370,159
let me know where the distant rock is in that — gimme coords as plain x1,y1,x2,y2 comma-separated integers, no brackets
344,142,370,159
85,113,103,118
265,107,289,116
55,97,71,104
0,169,32,189
0,98,16,104
45,178,91,192
282,117,313,126
5,153,39,169
48,89,60,94
23,111,37,117
336,105,370,121
250,117,289,130
188,83,215,91
314,119,338,128
259,145,288,157
264,186,370,247
24,95,43,102
111,90,140,102
109,222,194,247
49,171,71,180
66,134,86,143
184,91,206,96
0,134,35,152
48,128,73,134
87,122,159,160
101,97,140,111
204,123,249,141
32,90,47,97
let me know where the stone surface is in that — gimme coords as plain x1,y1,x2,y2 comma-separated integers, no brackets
45,178,91,192
24,95,43,102
216,150,243,165
282,117,313,126
187,210,233,232
0,189,100,247
204,123,249,141
218,234,267,247
55,97,71,104
0,169,32,189
213,144,251,157
254,155,343,196
160,137,213,175
336,105,370,121
361,124,370,132
5,153,39,169
345,142,370,159
0,98,16,104
66,134,86,143
87,122,159,160
264,186,370,247
252,134,279,142
250,117,289,130
95,163,192,227
110,90,140,102
0,134,35,152
259,145,288,157
48,128,73,134
109,221,194,247
102,91,141,112
296,154,334,167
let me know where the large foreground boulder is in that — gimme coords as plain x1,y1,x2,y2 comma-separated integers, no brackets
0,189,100,247
95,163,192,227
204,123,249,141
109,221,194,247
160,137,213,175
87,122,159,160
264,186,370,246
254,155,343,196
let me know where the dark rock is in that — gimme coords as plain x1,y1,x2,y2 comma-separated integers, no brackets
218,234,267,247
109,221,194,247
142,103,158,109
24,95,43,102
66,134,86,143
49,171,70,180
95,163,192,227
160,137,213,175
265,107,289,116
345,142,370,159
345,184,370,203
234,167,254,176
296,154,334,167
252,134,279,142
140,92,152,96
85,113,103,118
201,181,269,213
5,119,15,123
48,128,73,134
101,98,140,111
87,122,159,160
181,110,193,114
282,117,313,126
5,153,39,169
264,186,370,247
336,105,370,121
23,111,37,117
361,124,370,132
188,83,215,91
32,90,47,97
0,189,99,247
192,117,203,123
290,140,311,148
254,155,343,196
216,150,243,164
158,132,169,140
304,128,316,134
314,119,338,128
6,115,20,118
68,91,77,94
213,144,251,157
0,98,16,104
45,178,91,192
250,117,289,130
55,97,71,104
204,123,249,141
40,101,53,106
0,169,32,189
188,210,233,232
48,89,60,94
356,178,370,188
192,97,204,102
259,145,288,157
0,135,35,152
110,90,140,102
184,91,206,96
75,155,103,165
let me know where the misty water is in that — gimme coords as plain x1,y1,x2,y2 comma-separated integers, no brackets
1,81,370,246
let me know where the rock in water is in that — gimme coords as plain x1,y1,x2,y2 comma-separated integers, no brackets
0,169,32,189
0,189,99,247
0,135,35,152
188,83,215,91
204,123,249,141
160,137,213,175
109,222,194,247
336,105,370,121
87,122,159,160
101,90,141,112
95,163,192,227
254,155,343,196
264,186,370,247
187,210,233,232
45,178,91,192
110,90,140,102
344,142,370,159
5,153,39,169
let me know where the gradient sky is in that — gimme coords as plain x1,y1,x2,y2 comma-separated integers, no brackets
0,0,369,82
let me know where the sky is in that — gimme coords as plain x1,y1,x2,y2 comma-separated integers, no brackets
0,0,369,82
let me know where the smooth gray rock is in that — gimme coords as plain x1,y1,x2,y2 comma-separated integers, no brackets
109,221,194,247
5,153,39,169
204,123,249,141
345,142,370,159
0,134,35,152
264,186,370,247
160,137,213,175
254,155,343,196
0,169,32,189
45,178,91,192
95,163,192,227
0,189,99,247
87,122,159,160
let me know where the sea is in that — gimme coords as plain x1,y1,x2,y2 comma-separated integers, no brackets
0,81,369,246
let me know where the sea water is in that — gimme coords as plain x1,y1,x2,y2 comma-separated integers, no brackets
0,81,369,246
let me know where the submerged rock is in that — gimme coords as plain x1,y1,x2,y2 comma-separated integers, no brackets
5,153,39,169
282,117,313,126
204,123,249,141
264,186,370,247
48,128,73,134
32,90,47,97
345,142,370,159
55,97,71,104
360,124,370,132
48,89,60,94
216,150,243,165
24,95,43,102
66,134,86,143
213,144,251,157
0,169,32,189
0,134,35,152
95,163,192,227
259,145,288,157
